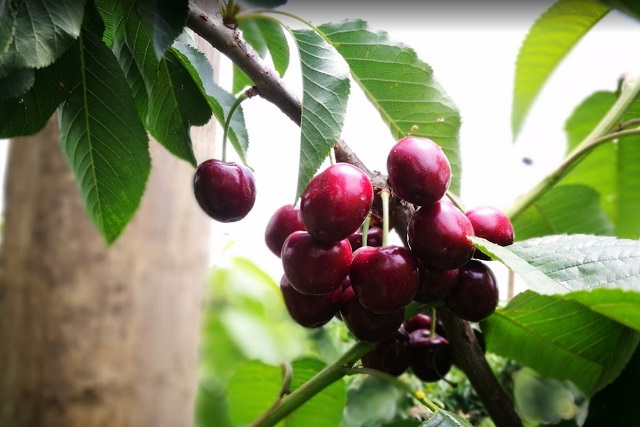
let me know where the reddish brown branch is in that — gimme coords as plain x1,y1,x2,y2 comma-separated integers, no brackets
186,3,522,426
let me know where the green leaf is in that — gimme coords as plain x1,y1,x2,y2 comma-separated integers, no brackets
135,0,188,58
0,0,85,71
482,290,639,396
0,67,33,99
233,17,290,93
562,90,640,238
343,376,402,427
58,5,150,243
598,0,640,21
470,237,567,295
98,0,152,120
227,360,283,425
173,42,250,164
584,345,640,426
195,382,233,427
421,410,473,427
472,235,640,294
562,289,640,332
286,358,346,427
511,0,610,139
0,46,79,137
512,184,614,241
319,20,462,195
146,48,212,165
291,28,350,199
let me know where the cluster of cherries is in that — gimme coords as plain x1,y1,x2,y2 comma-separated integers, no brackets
193,135,514,383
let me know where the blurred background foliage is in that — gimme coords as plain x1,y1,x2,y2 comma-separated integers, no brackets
194,257,588,427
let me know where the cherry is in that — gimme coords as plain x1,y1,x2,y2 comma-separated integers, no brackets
280,275,342,328
300,163,374,243
264,204,306,257
387,136,451,206
340,286,405,342
402,313,447,338
408,329,453,382
193,159,256,222
347,226,383,251
414,267,459,303
361,328,410,376
465,206,514,260
445,260,499,322
350,245,419,314
281,231,352,295
407,199,475,270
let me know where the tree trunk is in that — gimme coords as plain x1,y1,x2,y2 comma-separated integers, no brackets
0,110,212,425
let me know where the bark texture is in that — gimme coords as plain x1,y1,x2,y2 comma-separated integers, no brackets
0,112,211,426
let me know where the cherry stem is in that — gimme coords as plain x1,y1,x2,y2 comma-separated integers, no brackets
430,307,437,337
445,190,465,212
343,367,441,413
222,86,258,162
361,212,372,248
381,189,390,246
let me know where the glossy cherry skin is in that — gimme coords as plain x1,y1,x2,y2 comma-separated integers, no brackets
280,275,342,328
350,245,420,314
281,231,352,295
402,313,447,338
408,330,453,383
387,136,451,206
407,200,475,270
361,328,411,376
300,163,374,243
347,226,383,251
264,204,306,257
193,159,256,222
340,287,405,342
414,267,459,303
465,206,515,260
445,260,499,322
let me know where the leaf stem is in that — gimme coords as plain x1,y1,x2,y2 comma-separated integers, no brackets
248,341,374,427
505,76,640,220
343,367,441,413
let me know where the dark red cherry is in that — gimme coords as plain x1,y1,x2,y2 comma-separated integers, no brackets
280,275,342,328
340,287,405,342
347,226,383,251
402,313,447,338
408,330,453,382
445,260,499,322
193,159,256,222
465,206,514,260
407,200,475,270
361,329,410,376
387,136,451,206
281,231,352,295
414,268,459,303
300,163,374,243
264,204,306,257
350,245,419,314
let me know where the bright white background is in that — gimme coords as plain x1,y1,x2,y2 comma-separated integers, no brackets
1,2,640,298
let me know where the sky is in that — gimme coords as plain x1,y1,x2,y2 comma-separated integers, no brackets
2,2,640,298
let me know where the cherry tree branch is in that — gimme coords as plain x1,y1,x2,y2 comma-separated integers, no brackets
186,3,522,426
